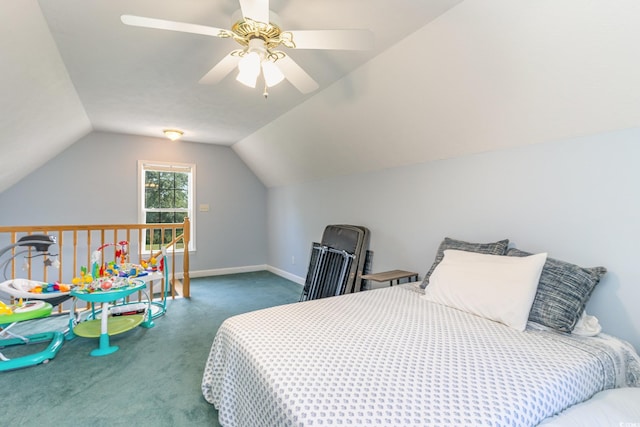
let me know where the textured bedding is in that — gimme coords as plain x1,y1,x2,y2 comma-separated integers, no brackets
202,284,640,427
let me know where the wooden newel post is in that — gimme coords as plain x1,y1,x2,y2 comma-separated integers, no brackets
183,217,191,298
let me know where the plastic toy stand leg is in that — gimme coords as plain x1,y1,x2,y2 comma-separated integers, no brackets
71,285,155,357
66,312,77,341
90,303,118,356
140,304,154,329
141,257,170,320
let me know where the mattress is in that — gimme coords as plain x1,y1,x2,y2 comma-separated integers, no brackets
202,284,640,427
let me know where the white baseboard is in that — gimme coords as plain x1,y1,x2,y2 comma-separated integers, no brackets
176,265,305,287
266,265,305,286
184,264,268,278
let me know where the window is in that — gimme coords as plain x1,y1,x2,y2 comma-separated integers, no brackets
138,160,195,253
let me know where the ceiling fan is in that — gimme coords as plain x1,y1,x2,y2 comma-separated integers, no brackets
121,0,374,97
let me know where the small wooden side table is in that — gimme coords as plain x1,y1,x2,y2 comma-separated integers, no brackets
362,270,419,287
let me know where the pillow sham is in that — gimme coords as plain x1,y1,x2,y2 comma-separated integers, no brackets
423,249,547,331
420,237,510,289
506,248,606,332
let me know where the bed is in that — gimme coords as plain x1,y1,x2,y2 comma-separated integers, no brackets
202,239,640,426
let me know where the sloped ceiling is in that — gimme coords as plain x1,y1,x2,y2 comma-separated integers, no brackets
2,1,640,193
0,0,91,193
0,0,463,193
234,0,640,187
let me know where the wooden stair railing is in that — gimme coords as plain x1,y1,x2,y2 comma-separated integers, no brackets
0,218,191,310
147,223,190,298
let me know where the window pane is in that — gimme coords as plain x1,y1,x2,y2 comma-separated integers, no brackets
174,189,188,208
145,171,159,188
145,189,159,209
158,172,174,190
160,212,177,223
145,171,160,208
159,189,174,208
146,212,160,223
175,173,189,191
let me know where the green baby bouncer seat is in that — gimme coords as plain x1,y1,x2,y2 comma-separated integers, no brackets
0,235,68,372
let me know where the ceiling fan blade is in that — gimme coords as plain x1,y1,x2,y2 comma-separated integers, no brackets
239,0,270,23
121,15,231,38
199,53,241,85
288,29,374,50
277,56,319,94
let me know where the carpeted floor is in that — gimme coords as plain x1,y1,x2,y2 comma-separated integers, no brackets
2,271,302,427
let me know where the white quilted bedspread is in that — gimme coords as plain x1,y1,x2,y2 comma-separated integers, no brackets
202,284,640,427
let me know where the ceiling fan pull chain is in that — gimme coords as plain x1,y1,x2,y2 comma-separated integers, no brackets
263,83,269,99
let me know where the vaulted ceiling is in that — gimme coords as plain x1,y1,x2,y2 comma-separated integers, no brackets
0,0,461,192
2,0,640,193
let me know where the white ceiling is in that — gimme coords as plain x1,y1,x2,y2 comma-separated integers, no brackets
38,0,462,144
2,0,640,193
0,0,462,192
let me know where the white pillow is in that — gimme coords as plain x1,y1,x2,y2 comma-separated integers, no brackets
423,249,547,331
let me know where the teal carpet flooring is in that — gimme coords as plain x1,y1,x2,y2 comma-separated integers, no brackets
2,271,302,426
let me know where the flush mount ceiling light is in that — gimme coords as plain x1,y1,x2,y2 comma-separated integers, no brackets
163,129,183,141
121,0,373,97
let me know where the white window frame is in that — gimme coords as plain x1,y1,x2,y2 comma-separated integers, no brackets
138,160,196,254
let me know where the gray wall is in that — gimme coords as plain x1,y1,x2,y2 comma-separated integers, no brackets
268,127,640,351
2,127,637,351
0,131,268,272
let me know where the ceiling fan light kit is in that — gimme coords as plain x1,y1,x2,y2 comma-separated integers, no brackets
236,45,262,88
121,0,373,97
262,60,285,87
234,38,284,92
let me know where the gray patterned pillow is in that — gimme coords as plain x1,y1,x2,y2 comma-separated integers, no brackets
507,248,606,332
420,237,510,289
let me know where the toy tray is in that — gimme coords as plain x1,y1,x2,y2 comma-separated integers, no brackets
0,279,72,300
71,280,146,303
73,315,145,337
0,301,53,324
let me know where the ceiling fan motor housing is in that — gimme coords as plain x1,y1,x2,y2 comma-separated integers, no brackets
231,18,294,52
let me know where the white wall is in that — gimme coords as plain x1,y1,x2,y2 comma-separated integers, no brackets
0,131,268,272
268,127,640,351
